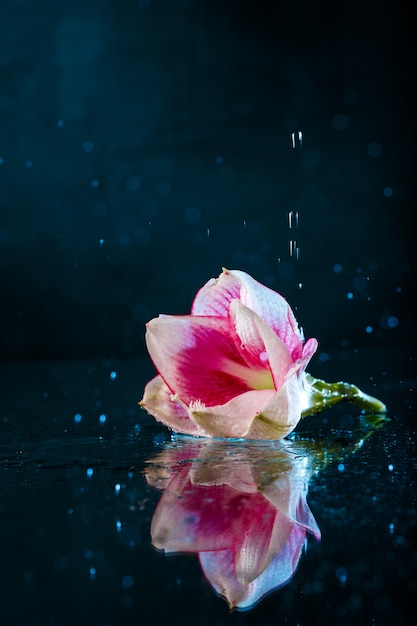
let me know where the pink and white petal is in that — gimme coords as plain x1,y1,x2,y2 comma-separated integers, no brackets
229,299,292,390
199,549,246,608
231,524,307,610
191,269,242,317
152,478,266,554
281,339,318,388
233,508,293,586
227,269,304,358
243,375,305,440
302,337,318,363
199,521,304,610
151,476,234,553
140,375,206,437
260,475,321,540
189,389,276,439
145,314,257,407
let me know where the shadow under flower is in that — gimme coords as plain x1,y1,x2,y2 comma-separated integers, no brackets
144,414,388,611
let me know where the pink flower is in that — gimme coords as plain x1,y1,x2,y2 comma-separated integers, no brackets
140,269,318,440
145,439,321,610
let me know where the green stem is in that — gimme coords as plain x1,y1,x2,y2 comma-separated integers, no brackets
302,374,387,418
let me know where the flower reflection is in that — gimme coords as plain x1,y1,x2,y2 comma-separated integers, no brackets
145,437,325,610
144,414,387,610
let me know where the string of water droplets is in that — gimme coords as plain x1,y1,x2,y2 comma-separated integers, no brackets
288,131,303,262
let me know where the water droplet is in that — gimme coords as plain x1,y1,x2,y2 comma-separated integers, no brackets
122,575,134,589
336,566,348,584
89,567,96,579
338,463,345,472
110,371,117,381
388,463,394,471
381,315,399,329
298,282,303,289
289,240,298,257
116,520,122,532
86,468,94,478
91,179,99,188
83,141,94,153
99,414,107,424
74,413,82,423
333,263,343,273
347,292,353,300
243,220,246,228
99,238,104,246
288,211,299,229
115,483,121,495
207,228,210,239
366,326,373,334
291,130,303,149
389,522,394,534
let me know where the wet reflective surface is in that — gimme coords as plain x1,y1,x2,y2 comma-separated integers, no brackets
1,356,416,625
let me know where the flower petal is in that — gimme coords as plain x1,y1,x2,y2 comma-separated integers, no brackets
199,522,306,610
243,374,306,440
145,314,267,407
189,389,276,438
229,299,292,390
140,375,206,437
151,477,268,554
191,269,241,317
260,473,321,540
192,269,305,358
189,374,308,440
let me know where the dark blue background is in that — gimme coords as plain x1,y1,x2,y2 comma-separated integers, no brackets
0,0,414,366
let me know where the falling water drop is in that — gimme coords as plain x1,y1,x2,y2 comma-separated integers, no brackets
291,131,303,150
207,228,210,239
289,240,298,257
288,211,299,229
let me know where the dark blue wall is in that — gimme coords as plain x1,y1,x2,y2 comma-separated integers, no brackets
0,0,414,362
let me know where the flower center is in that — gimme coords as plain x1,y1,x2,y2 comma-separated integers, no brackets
221,358,275,391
